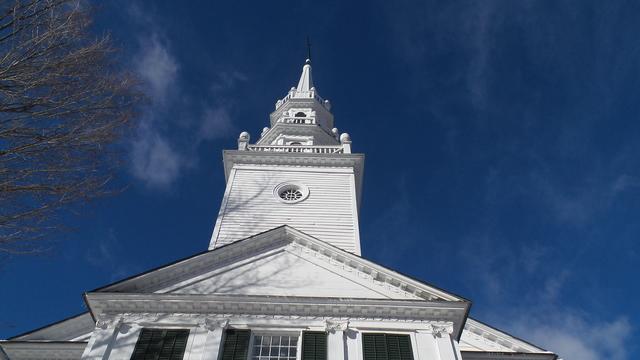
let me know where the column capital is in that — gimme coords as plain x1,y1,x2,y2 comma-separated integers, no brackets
202,318,229,331
95,316,122,330
429,324,454,338
324,320,349,333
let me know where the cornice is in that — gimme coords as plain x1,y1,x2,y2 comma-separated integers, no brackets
0,341,86,360
464,318,549,354
101,228,290,294
222,150,364,178
461,351,557,360
85,293,467,335
98,226,466,305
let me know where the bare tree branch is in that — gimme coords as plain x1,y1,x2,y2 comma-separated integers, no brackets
0,0,142,254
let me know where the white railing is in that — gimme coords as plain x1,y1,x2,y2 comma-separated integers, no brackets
275,90,329,110
247,145,344,154
276,117,316,125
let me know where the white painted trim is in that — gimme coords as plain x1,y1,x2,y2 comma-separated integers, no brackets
102,225,468,304
210,167,238,249
0,341,86,360
349,172,362,255
232,163,355,174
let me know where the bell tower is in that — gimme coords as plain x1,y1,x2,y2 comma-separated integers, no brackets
209,59,364,254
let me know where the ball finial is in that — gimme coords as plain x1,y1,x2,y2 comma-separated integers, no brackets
340,133,351,143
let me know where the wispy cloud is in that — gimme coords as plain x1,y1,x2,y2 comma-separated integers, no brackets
85,229,134,281
199,106,235,141
125,6,246,190
509,310,632,360
131,122,187,189
135,35,178,103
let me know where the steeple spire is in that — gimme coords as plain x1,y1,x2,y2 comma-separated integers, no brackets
296,59,314,93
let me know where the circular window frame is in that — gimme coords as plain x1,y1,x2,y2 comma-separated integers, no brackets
274,182,309,204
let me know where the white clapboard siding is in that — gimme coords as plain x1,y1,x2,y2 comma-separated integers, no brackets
212,166,360,253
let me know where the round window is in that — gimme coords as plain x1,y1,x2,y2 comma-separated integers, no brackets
274,183,309,204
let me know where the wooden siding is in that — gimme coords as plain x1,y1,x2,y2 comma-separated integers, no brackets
213,166,359,253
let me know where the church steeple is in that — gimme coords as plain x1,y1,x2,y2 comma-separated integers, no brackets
295,59,314,94
209,58,364,255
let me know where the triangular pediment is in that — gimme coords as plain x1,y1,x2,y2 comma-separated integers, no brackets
96,226,465,303
159,247,414,299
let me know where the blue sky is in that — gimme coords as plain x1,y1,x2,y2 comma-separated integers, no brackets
1,1,639,359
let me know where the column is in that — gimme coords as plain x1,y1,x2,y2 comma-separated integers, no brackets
344,327,361,360
432,325,459,360
80,318,126,360
326,321,349,360
413,331,439,360
199,319,228,360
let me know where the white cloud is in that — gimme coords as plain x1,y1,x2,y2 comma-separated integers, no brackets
199,106,235,141
131,126,185,189
125,6,247,191
510,312,632,360
135,35,178,103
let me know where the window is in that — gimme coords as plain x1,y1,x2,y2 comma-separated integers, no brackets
301,332,327,360
280,188,303,201
274,183,309,204
289,142,302,146
219,330,326,360
295,112,306,117
362,334,413,360
251,334,298,360
130,328,189,360
221,329,251,360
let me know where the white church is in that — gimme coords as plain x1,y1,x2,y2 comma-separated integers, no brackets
0,59,559,360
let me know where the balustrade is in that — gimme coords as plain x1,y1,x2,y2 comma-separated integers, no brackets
246,145,344,154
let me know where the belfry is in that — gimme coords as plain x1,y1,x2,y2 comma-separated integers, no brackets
0,60,558,360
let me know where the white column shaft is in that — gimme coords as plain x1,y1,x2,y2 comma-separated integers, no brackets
200,326,225,360
345,329,361,360
328,330,345,360
435,334,459,360
413,332,439,360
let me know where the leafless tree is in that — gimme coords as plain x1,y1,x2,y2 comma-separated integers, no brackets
0,0,141,254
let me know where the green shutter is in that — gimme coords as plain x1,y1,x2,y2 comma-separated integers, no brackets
221,329,251,360
362,334,413,360
131,328,189,360
302,331,327,360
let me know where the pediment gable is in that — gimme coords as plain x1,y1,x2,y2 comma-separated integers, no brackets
95,226,465,303
460,318,552,355
159,247,418,299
